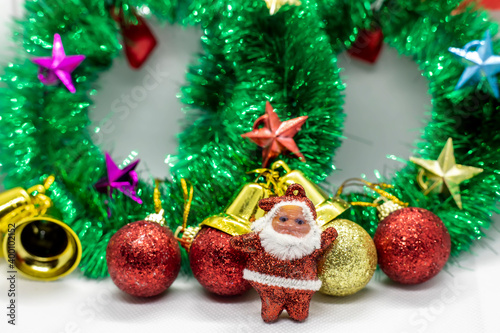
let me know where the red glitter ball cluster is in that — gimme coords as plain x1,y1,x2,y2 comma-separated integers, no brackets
189,227,251,296
106,220,181,297
374,207,451,284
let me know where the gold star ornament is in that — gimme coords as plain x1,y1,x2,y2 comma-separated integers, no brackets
410,138,483,209
264,0,301,15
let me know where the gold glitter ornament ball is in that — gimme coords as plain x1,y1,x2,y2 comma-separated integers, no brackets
318,219,377,296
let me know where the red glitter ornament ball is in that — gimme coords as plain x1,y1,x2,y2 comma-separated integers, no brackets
189,227,251,296
373,207,451,284
106,220,181,297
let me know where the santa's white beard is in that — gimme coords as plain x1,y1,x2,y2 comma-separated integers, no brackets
251,203,322,261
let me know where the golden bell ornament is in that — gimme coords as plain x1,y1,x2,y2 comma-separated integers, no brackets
0,176,82,281
318,219,377,296
271,160,351,227
200,182,273,236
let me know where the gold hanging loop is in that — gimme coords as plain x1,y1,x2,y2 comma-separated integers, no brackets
417,169,442,195
336,177,408,208
174,179,199,252
246,168,281,195
145,179,167,226
268,160,351,228
153,178,163,214
25,175,56,216
350,202,379,207
181,178,194,231
271,160,292,173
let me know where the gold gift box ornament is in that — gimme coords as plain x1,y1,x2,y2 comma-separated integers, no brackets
0,176,81,281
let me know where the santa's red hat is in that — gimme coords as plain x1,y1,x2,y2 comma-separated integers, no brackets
258,183,317,220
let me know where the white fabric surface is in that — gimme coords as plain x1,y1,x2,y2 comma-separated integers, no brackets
1,3,500,333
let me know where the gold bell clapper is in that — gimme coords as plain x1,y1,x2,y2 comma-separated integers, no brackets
270,160,351,227
0,176,82,281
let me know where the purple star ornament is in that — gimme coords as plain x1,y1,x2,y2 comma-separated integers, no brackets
31,33,86,93
95,152,143,204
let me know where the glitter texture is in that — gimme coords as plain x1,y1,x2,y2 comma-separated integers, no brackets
339,1,500,260
106,220,181,297
189,227,251,296
318,219,377,296
0,0,345,278
2,0,500,281
252,282,314,322
373,207,451,285
231,227,337,322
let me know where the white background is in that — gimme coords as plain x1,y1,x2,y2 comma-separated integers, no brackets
1,1,500,333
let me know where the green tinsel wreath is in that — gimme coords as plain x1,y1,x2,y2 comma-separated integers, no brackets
0,0,498,279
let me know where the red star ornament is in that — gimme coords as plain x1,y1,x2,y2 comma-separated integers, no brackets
242,101,308,167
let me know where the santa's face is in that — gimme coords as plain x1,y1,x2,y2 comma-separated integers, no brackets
251,200,321,260
271,205,311,238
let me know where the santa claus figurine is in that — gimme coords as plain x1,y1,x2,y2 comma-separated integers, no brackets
230,183,338,322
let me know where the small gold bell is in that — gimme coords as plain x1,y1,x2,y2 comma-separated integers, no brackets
200,182,273,236
0,176,82,281
271,161,350,227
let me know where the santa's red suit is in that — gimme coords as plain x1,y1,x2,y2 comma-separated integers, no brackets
231,227,337,322
230,183,338,322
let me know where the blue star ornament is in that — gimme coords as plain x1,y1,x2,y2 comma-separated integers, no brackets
448,30,500,98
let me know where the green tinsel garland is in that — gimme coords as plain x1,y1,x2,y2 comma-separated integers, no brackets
0,0,498,279
339,0,500,257
0,0,346,277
